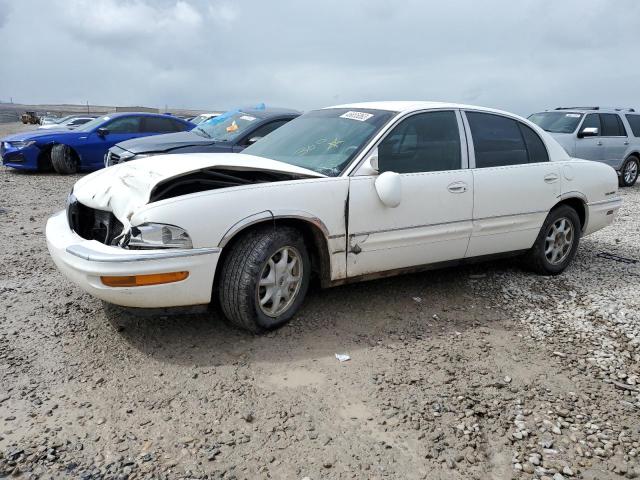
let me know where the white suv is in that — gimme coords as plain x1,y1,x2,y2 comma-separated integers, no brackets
529,107,639,187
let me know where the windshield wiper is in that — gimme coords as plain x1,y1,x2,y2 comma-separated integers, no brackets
194,127,211,139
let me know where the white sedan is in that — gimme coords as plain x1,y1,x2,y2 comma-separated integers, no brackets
46,102,622,332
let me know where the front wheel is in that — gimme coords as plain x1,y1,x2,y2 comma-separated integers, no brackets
218,226,311,333
523,205,581,275
50,144,79,174
619,157,639,187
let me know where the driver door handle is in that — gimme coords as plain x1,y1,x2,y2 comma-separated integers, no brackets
596,141,603,146
447,182,468,193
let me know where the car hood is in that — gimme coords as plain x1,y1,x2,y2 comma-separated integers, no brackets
116,131,215,154
72,152,325,229
545,132,575,155
3,129,81,142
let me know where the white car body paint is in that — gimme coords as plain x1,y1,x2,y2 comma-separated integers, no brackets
46,101,622,309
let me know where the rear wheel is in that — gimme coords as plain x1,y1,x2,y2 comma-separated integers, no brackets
50,144,79,174
619,156,639,187
218,226,311,333
523,205,581,275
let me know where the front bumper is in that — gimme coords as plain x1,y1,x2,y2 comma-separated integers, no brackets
0,143,40,170
46,210,221,308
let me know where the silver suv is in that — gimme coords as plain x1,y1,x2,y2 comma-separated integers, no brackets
529,107,639,187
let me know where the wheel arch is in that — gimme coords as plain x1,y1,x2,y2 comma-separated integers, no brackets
552,194,587,232
212,211,333,299
47,142,82,168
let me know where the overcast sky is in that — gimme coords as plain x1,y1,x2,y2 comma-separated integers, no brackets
1,0,639,115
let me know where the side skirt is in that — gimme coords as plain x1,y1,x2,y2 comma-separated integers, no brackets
327,249,529,287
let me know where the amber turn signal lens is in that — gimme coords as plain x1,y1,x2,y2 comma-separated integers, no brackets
101,271,189,287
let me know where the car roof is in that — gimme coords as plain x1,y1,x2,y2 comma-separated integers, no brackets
97,112,190,120
238,107,301,119
538,107,636,114
325,101,520,117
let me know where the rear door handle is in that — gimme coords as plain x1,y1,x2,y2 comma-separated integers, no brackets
597,141,603,146
447,182,468,193
544,173,559,183
624,141,630,145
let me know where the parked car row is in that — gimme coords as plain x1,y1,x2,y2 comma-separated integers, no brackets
2,104,638,188
528,106,640,187
39,115,97,130
105,107,300,166
44,101,622,332
1,113,195,173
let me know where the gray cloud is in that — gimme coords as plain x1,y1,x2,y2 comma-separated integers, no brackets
1,0,639,116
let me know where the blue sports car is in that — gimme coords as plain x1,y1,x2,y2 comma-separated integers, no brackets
0,112,195,174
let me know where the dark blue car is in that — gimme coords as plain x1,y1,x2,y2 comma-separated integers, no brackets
0,113,195,174
105,107,300,166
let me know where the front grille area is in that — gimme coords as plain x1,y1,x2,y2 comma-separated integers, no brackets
105,151,122,167
67,199,124,245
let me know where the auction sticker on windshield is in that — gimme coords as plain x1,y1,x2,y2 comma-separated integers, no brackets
566,114,581,118
340,111,374,122
240,115,257,122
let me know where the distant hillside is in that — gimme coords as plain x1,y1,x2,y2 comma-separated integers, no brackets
0,102,212,123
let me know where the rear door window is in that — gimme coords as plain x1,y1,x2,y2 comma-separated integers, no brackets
142,116,179,133
466,112,528,168
170,119,190,132
600,114,625,137
625,115,640,137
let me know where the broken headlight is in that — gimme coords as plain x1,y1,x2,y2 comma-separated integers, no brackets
126,223,193,249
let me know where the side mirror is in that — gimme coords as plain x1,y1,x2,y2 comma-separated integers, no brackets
374,171,402,208
96,127,109,137
578,127,598,138
356,148,379,176
246,136,262,146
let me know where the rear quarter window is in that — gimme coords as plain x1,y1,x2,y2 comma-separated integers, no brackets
519,124,549,163
625,115,640,137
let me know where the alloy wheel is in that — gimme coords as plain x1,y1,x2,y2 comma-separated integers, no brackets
544,217,574,265
624,159,638,185
257,246,303,317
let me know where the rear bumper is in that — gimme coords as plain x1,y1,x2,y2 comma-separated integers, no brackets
46,210,220,307
584,197,622,235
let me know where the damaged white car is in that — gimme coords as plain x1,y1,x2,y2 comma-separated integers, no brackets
46,102,622,332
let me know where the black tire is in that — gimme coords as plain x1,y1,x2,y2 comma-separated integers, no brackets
218,226,311,333
50,144,79,174
619,156,639,187
523,205,581,275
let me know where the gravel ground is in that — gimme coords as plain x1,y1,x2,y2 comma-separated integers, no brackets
1,121,639,479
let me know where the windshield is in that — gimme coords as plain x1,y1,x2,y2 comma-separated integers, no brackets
243,108,395,176
76,115,111,132
54,115,74,124
192,111,262,141
528,111,583,133
192,114,217,125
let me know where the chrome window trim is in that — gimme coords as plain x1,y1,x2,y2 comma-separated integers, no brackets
346,108,469,176
461,109,551,168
